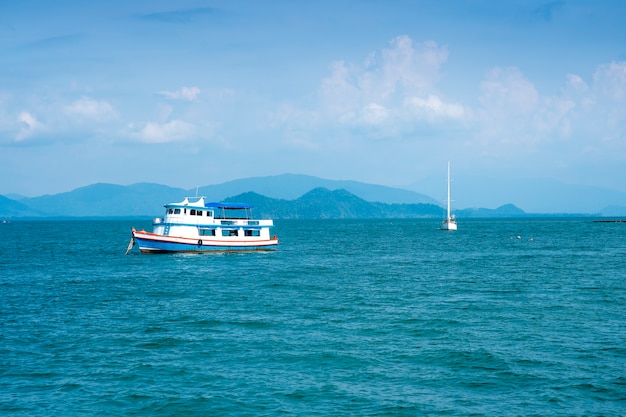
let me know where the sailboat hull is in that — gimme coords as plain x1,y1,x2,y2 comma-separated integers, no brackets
441,219,457,231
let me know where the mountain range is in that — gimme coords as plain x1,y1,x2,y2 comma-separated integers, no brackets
407,175,626,215
1,173,624,218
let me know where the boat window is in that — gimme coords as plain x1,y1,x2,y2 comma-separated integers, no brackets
190,209,196,215
206,211,213,217
199,229,215,236
221,229,239,237
196,210,203,216
245,230,260,237
184,209,187,214
168,209,173,214
174,208,181,214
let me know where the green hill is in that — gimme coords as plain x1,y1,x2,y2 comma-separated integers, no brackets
225,188,443,219
198,173,438,204
457,203,527,218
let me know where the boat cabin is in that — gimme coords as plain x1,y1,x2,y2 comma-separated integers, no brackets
151,197,272,239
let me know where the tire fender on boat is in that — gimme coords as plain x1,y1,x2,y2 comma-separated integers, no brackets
198,240,202,246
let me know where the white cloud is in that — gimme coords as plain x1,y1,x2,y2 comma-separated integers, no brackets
474,67,576,149
16,111,43,141
133,119,197,143
405,94,465,120
376,37,447,98
156,103,174,123
9,96,118,144
590,62,626,146
593,61,626,101
312,40,625,158
159,86,201,101
564,74,588,94
479,67,539,113
319,60,360,120
316,35,461,134
472,62,626,159
64,97,117,121
361,103,389,125
533,96,576,136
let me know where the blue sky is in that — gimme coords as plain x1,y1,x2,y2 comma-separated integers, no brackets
1,0,626,203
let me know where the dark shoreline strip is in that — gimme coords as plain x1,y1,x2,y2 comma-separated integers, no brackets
593,219,626,223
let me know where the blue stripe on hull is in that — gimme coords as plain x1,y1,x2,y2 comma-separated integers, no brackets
135,237,277,253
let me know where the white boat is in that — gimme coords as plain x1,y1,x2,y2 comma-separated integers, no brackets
440,161,457,231
128,197,278,253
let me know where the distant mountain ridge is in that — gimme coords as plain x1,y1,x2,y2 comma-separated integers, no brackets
223,188,443,219
456,203,527,218
0,174,620,218
407,175,626,215
0,195,43,217
18,183,187,217
0,183,446,219
198,173,438,204
1,174,439,218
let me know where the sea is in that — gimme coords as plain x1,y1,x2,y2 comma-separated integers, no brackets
1,218,625,416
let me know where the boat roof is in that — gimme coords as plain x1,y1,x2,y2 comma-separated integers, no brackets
205,202,253,210
165,197,253,210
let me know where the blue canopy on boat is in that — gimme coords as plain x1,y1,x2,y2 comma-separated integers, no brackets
204,202,253,210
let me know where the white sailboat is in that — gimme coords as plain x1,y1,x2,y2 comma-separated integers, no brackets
440,161,457,231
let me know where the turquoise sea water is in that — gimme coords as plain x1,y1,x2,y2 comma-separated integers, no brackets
1,218,625,416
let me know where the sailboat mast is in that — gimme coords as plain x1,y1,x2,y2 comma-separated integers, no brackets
446,160,451,219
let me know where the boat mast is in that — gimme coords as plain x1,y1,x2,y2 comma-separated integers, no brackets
446,160,451,220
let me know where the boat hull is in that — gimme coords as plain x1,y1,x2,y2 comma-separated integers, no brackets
132,230,278,253
440,219,457,231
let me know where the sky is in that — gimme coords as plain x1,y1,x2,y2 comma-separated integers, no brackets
1,0,626,203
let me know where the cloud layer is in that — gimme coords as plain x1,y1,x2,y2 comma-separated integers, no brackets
1,20,625,196
2,34,625,154
316,36,464,132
